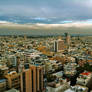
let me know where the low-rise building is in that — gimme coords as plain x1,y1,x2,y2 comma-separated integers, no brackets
64,85,88,92
0,79,7,92
5,88,20,92
4,71,21,90
76,71,92,86
47,79,70,92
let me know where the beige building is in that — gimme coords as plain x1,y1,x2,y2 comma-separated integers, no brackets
54,39,65,52
4,71,21,90
21,65,44,92
47,81,69,92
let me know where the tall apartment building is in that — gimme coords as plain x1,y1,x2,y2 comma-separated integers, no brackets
21,65,44,92
6,55,21,73
65,33,71,45
7,55,17,67
54,39,65,52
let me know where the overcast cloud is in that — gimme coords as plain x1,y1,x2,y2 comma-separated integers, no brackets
0,0,92,20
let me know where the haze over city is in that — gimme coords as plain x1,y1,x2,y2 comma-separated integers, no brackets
0,0,92,35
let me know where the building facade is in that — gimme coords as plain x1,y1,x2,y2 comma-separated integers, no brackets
54,39,65,52
21,65,44,92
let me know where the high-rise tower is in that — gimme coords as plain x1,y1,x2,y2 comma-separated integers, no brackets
21,65,44,92
54,38,65,52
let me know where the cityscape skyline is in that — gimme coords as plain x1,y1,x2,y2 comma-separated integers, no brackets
0,1,92,92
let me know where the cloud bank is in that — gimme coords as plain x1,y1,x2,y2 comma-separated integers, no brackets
0,0,92,21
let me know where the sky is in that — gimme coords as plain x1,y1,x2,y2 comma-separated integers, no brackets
0,0,92,20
